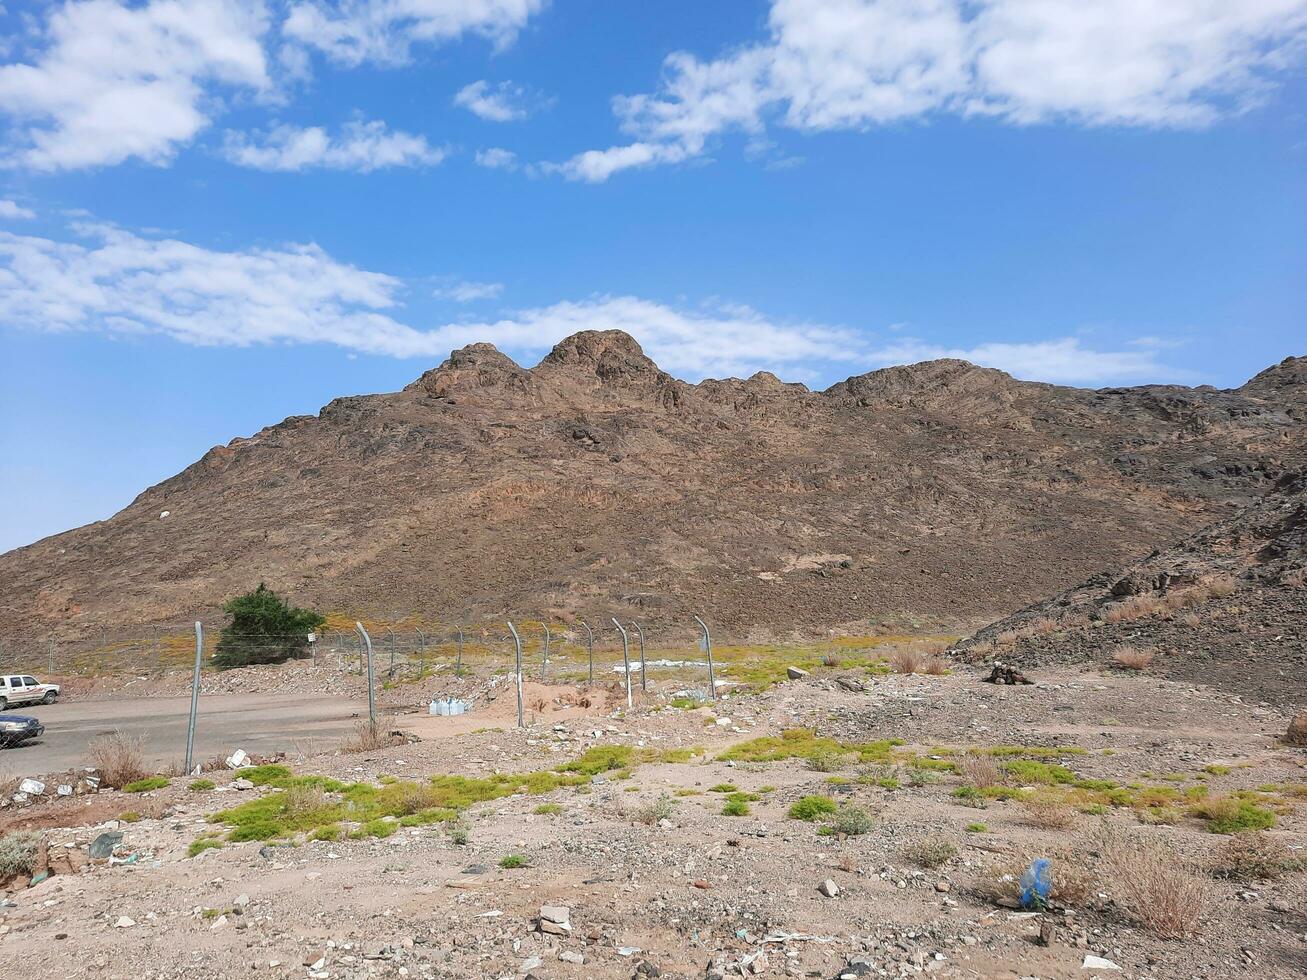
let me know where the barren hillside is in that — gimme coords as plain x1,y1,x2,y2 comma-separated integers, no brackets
960,468,1307,707
1,332,1302,636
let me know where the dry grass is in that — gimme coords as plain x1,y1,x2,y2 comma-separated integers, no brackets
1096,827,1211,938
1203,575,1238,598
1111,645,1155,671
86,731,149,789
1208,832,1302,882
283,783,330,818
1103,595,1164,624
1280,566,1307,588
339,717,399,753
920,656,948,675
960,754,1002,789
1022,800,1078,830
901,837,957,869
889,648,921,674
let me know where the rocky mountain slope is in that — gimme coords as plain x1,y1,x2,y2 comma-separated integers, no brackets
961,468,1307,706
1,332,1302,637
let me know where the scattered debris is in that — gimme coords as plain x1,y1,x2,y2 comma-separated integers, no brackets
983,664,1034,685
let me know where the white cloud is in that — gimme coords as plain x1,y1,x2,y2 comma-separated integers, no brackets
223,119,445,171
284,0,547,67
0,218,1186,385
0,199,35,220
866,337,1181,385
558,0,1307,180
454,79,536,121
0,0,271,171
474,146,518,170
434,279,503,302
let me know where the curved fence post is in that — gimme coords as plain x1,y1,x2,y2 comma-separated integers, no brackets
184,622,203,773
630,621,647,691
355,622,376,727
611,618,633,708
693,615,716,702
506,621,525,728
579,621,595,685
541,622,551,681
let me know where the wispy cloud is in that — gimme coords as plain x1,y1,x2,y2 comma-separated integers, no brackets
284,0,546,67
474,147,519,170
0,199,35,220
434,279,504,303
0,218,1188,385
555,0,1307,181
223,119,446,171
454,80,543,122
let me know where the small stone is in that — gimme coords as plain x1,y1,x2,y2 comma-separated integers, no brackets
520,955,543,973
786,666,808,680
114,916,135,928
934,881,950,893
232,893,250,908
1082,955,1121,971
818,879,839,898
232,778,254,790
558,950,585,965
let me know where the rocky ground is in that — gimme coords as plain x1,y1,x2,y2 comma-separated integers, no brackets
1,657,1303,980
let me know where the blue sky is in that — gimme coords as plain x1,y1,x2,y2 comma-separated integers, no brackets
1,0,1305,553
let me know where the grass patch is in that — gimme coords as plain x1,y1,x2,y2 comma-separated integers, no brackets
122,776,170,793
1192,797,1276,834
533,803,563,815
720,729,900,766
187,838,224,858
498,854,528,869
722,798,750,816
708,783,738,793
188,779,215,792
788,795,838,821
965,822,987,833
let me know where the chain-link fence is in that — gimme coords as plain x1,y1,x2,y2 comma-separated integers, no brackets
0,619,722,693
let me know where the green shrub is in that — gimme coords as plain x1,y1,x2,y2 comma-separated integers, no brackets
213,584,325,669
0,831,41,878
902,837,957,869
122,776,170,793
499,854,528,869
188,779,216,792
965,823,988,833
952,786,987,808
448,822,470,846
708,783,739,793
308,825,340,841
187,838,224,858
831,806,873,836
1195,798,1276,834
788,795,838,821
118,811,141,823
722,798,750,816
533,803,563,815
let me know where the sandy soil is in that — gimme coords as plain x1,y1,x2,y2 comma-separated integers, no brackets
0,664,1303,980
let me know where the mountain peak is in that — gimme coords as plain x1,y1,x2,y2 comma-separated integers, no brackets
537,329,667,385
405,341,526,397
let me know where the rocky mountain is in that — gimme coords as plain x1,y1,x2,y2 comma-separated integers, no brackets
1,331,1302,639
960,468,1306,707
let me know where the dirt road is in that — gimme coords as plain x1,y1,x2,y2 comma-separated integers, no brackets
1,694,370,773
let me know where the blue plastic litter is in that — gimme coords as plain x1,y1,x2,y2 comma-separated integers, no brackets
1019,858,1052,909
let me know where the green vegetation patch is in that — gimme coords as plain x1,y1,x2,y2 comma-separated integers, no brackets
499,854,528,869
188,779,216,792
187,838,224,858
122,776,170,793
719,729,901,765
788,795,838,821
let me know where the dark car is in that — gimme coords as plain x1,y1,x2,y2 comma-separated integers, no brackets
0,713,44,747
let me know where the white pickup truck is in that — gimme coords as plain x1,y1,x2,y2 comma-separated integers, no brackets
0,674,61,709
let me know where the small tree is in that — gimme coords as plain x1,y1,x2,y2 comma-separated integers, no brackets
213,583,326,669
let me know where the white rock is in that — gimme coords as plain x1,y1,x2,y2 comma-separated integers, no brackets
18,779,45,795
114,916,136,928
818,879,839,898
1082,955,1122,970
225,749,250,770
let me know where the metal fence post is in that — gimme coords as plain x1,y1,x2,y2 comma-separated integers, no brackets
387,628,396,673
693,615,717,702
456,629,464,675
506,622,525,728
630,621,647,691
580,622,594,685
611,618,633,708
416,627,426,678
355,622,377,727
541,622,550,681
184,622,203,773
152,625,161,675
48,638,55,675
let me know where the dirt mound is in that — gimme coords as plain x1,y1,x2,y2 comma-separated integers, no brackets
1,332,1303,638
960,471,1307,707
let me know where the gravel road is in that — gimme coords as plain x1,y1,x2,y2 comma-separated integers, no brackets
1,694,370,773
